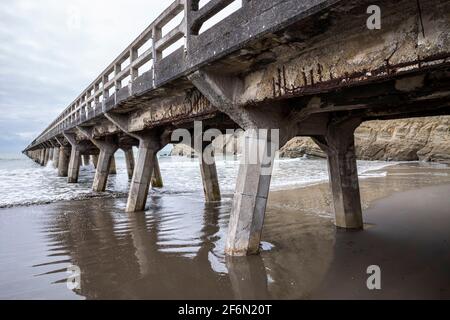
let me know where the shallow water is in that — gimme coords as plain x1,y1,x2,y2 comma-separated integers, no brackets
0,152,396,208
0,160,449,299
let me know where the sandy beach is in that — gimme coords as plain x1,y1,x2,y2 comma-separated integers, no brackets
0,162,449,299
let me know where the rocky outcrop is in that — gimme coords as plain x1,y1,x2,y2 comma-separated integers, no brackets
280,116,450,163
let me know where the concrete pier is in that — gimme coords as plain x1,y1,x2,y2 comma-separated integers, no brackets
123,147,135,180
312,118,363,229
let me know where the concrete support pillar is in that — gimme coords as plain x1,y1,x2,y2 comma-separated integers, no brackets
200,144,221,202
43,148,50,166
151,155,163,188
92,154,99,169
64,133,82,184
49,148,54,162
93,146,117,192
312,118,363,229
53,147,60,169
126,137,160,213
123,147,135,180
39,149,45,166
68,148,81,183
58,146,70,177
82,155,90,166
225,130,277,256
109,155,117,175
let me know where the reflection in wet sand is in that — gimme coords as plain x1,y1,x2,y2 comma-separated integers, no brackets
36,194,273,299
0,163,449,299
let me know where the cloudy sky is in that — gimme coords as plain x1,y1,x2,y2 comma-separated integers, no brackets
0,0,178,153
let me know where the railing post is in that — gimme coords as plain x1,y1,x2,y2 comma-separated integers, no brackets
184,0,194,53
114,64,122,91
103,75,109,100
130,48,139,81
152,27,162,63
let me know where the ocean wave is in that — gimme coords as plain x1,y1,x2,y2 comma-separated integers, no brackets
0,156,401,210
0,191,129,209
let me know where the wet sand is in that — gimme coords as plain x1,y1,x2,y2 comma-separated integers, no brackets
0,163,449,299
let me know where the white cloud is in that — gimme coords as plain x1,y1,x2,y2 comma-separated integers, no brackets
0,0,174,152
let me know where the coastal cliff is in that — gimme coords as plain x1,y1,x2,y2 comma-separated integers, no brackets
171,116,450,163
280,116,450,163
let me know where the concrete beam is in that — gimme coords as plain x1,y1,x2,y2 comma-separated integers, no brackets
312,117,363,229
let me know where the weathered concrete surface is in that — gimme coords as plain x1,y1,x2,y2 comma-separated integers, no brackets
93,150,114,192
226,131,277,256
52,147,59,168
239,0,450,104
43,149,50,166
313,118,363,229
199,144,221,202
64,133,82,183
68,147,81,183
57,146,70,177
109,155,117,175
92,141,118,192
151,155,163,188
82,155,90,166
126,136,160,212
22,0,450,257
123,148,135,180
92,154,99,169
